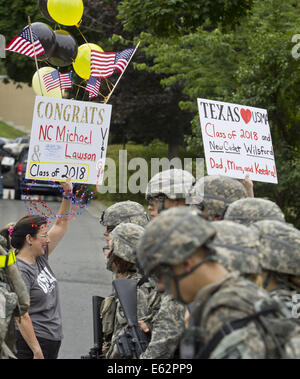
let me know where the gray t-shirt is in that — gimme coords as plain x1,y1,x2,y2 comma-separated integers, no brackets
17,252,63,341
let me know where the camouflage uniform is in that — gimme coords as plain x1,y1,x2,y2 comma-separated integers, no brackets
187,272,300,359
105,271,161,359
141,168,194,358
100,200,149,230
139,292,186,359
0,235,29,359
189,175,247,220
100,223,161,359
251,220,300,321
224,198,285,225
136,207,300,359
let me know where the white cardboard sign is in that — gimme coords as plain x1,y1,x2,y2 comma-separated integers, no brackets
197,98,277,183
26,97,112,185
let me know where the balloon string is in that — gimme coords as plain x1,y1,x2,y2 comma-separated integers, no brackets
76,25,89,44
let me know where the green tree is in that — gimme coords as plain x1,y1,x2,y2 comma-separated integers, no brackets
134,0,300,226
118,0,254,36
0,0,193,157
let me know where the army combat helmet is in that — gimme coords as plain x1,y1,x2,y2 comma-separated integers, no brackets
145,168,195,213
100,200,149,231
136,207,216,277
110,223,145,267
224,198,285,225
210,220,262,275
251,220,300,278
136,207,217,303
189,175,247,220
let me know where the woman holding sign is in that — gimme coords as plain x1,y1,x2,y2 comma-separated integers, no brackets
6,179,72,359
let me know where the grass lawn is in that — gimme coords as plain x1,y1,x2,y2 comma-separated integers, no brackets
0,121,27,139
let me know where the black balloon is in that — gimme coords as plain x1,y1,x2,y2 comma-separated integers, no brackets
31,22,56,61
38,0,55,23
48,30,78,67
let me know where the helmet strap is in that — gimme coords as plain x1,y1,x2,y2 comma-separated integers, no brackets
157,197,166,214
262,271,272,289
164,257,212,304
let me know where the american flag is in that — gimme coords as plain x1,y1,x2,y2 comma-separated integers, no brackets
86,76,101,98
5,25,45,58
114,49,135,74
59,72,73,89
43,70,60,92
91,48,134,78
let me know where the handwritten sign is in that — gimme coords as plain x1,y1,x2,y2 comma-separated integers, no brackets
26,97,112,185
197,98,277,183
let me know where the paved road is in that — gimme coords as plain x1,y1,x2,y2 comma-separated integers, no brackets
0,197,112,359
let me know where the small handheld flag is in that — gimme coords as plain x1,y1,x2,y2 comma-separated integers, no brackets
91,48,134,79
60,72,73,90
5,25,45,58
43,70,60,92
86,76,101,98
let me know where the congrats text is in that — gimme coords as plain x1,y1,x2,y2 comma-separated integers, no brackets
26,97,112,185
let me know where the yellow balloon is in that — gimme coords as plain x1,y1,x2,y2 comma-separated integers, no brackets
32,67,62,98
72,43,103,80
48,0,84,26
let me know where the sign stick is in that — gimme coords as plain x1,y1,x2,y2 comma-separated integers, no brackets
28,16,44,96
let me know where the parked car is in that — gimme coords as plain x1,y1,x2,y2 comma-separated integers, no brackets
3,135,30,157
1,155,15,188
0,142,16,188
0,166,3,199
15,148,62,200
0,137,13,148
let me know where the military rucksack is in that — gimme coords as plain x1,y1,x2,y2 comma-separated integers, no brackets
0,238,30,359
0,281,19,359
181,287,300,359
0,251,19,359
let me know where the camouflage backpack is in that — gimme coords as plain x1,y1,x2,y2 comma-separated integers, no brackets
183,281,300,359
0,241,19,358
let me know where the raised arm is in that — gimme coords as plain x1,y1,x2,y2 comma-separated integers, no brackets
47,178,73,255
240,174,254,198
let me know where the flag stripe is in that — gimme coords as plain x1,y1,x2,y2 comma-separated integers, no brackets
91,51,116,78
60,73,73,89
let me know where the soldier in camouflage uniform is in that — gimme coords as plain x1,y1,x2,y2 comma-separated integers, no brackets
250,220,300,321
189,175,248,221
99,200,149,250
224,197,285,225
136,207,300,358
100,223,161,359
0,235,29,359
145,168,195,219
139,169,191,358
